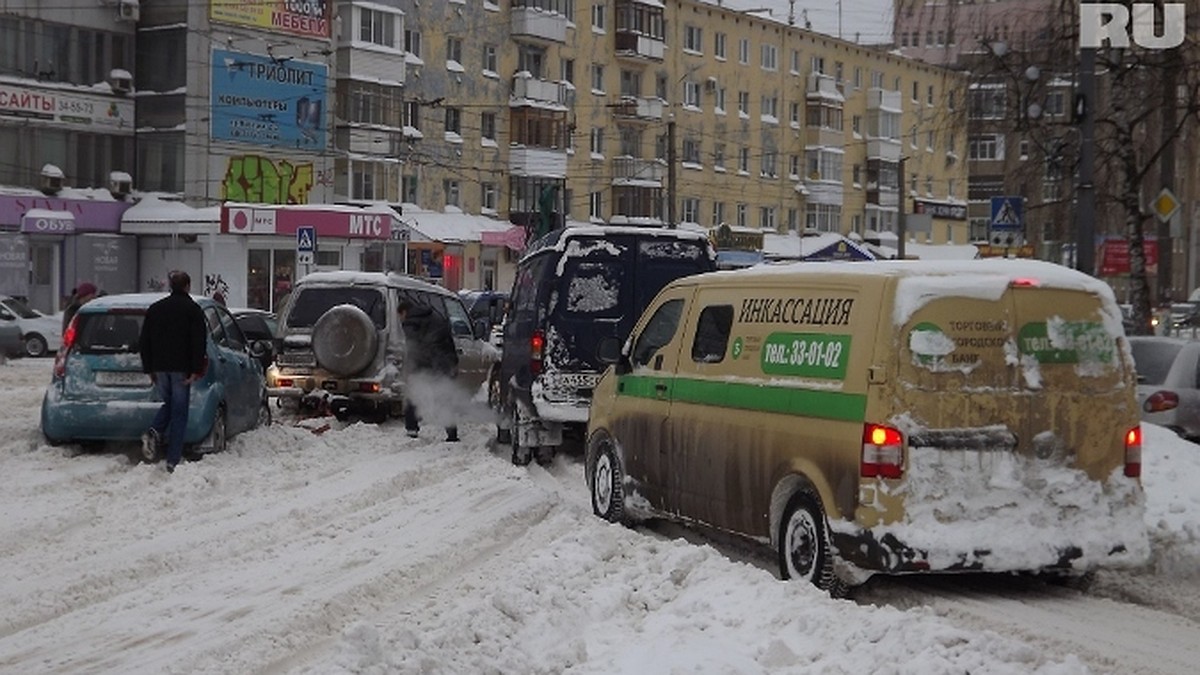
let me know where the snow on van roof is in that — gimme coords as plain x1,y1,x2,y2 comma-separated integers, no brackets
693,258,1120,328
295,270,453,295
525,225,711,257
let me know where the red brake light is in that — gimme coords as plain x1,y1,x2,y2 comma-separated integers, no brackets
1011,277,1040,287
52,315,79,379
530,330,545,376
1124,425,1142,478
1144,391,1179,413
862,423,904,479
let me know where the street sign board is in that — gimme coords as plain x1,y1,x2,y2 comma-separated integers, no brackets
1153,188,1180,223
297,225,316,265
989,196,1024,232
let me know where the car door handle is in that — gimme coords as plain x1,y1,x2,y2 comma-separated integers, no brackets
654,382,667,395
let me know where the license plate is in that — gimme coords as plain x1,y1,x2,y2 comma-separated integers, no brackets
95,370,150,387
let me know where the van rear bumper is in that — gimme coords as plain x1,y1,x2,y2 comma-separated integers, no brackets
831,528,1145,575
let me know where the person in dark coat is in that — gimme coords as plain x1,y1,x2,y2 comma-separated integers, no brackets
399,299,459,442
62,282,98,333
139,271,208,472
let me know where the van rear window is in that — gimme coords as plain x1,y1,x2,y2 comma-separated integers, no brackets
1129,341,1183,385
564,261,623,315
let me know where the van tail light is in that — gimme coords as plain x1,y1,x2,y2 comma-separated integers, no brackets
1143,391,1179,413
52,315,79,379
1010,277,1041,287
1124,426,1142,478
862,423,904,479
530,330,545,376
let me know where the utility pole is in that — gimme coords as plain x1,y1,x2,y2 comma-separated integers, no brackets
1158,47,1179,303
897,155,907,260
1076,46,1096,276
667,114,677,228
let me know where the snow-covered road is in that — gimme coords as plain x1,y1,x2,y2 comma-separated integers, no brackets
1,357,1197,674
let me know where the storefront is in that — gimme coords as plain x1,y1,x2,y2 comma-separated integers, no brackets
403,209,521,292
0,192,135,313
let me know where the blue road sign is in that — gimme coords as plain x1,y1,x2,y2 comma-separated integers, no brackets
990,196,1024,232
297,226,316,252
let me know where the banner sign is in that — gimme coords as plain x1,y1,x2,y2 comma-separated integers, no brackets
221,205,394,240
210,49,327,150
912,199,967,221
1099,237,1159,276
210,0,331,40
0,83,133,132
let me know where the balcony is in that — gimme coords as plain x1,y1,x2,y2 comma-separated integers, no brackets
511,72,571,108
611,156,665,185
509,146,568,178
615,31,665,61
807,73,844,102
866,87,902,112
511,6,568,43
866,137,902,161
611,95,664,121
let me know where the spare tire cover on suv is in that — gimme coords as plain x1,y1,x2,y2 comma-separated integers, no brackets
312,304,379,376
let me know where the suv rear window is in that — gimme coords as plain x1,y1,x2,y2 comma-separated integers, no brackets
287,288,387,329
76,312,144,354
1130,340,1184,385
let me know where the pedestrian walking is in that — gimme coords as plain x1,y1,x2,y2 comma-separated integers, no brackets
398,299,459,442
62,282,98,333
138,271,208,472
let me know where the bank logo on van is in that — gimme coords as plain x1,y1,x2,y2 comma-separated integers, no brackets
760,332,850,379
1017,321,1113,364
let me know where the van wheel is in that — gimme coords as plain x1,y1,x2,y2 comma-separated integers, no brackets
24,334,48,358
510,407,532,466
590,437,626,523
778,489,845,596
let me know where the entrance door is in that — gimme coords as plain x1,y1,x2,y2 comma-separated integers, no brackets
29,242,58,314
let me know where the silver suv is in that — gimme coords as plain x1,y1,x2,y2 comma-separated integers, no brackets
268,271,494,421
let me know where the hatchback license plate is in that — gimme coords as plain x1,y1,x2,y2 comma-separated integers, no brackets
95,371,150,387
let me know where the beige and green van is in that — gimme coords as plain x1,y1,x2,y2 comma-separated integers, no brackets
585,259,1150,594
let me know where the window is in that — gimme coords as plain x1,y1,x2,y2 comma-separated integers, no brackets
912,80,919,101
852,164,861,185
760,151,777,178
805,203,842,232
713,144,725,170
481,112,496,142
788,208,799,231
482,182,497,211
970,86,1007,119
738,147,749,173
712,201,725,225
590,128,604,155
715,86,726,112
404,29,421,57
927,85,935,105
691,305,733,363
759,206,776,229
518,44,547,77
761,44,777,70
592,4,605,30
444,179,460,207
760,95,778,120
632,299,683,367
683,80,701,107
835,61,844,84
790,154,800,178
405,100,421,130
589,191,603,219
737,91,750,116
805,148,843,181
806,102,843,130
968,134,1005,160
736,203,747,227
360,8,397,48
483,44,497,73
685,25,703,52
925,175,934,195
446,37,462,65
618,126,641,156
790,49,801,74
715,32,727,59
561,58,574,83
739,38,750,64
852,114,862,135
901,32,909,47
620,69,642,97
591,64,605,92
444,107,462,135
790,102,800,125
681,197,699,223
1019,139,1029,160
871,70,884,88
811,55,824,75
926,129,934,150
1045,89,1066,116
682,137,701,164
854,67,862,89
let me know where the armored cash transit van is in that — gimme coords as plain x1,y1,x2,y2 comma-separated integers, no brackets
586,259,1150,594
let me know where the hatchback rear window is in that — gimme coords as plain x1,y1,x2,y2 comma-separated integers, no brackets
287,288,387,328
1130,341,1184,385
76,312,145,354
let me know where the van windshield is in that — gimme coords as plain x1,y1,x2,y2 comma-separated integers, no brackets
286,287,387,329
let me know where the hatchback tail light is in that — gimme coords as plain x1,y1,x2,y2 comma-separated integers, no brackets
862,423,904,479
1143,391,1179,413
52,315,78,379
1124,425,1142,478
530,330,545,377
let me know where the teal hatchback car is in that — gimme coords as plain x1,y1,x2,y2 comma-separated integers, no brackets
41,293,272,457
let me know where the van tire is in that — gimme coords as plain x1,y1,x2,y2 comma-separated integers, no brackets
778,489,845,596
589,435,626,524
312,305,378,376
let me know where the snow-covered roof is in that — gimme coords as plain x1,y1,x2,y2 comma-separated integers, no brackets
120,195,219,235
400,207,521,244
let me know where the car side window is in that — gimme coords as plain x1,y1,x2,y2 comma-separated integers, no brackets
445,299,474,337
632,299,684,368
216,307,246,351
204,307,226,346
692,305,734,363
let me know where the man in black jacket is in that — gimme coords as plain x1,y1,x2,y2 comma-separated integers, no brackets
399,299,459,442
139,271,208,472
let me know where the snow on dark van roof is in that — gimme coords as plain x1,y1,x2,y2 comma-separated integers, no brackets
523,225,712,260
295,271,454,296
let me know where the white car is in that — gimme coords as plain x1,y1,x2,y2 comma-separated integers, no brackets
0,295,63,357
1128,336,1200,440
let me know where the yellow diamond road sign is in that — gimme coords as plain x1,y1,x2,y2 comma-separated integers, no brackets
1153,188,1180,223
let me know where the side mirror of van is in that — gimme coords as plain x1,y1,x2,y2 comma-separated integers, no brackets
597,336,630,374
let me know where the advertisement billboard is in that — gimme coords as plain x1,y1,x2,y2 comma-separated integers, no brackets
210,0,331,40
210,50,327,151
0,83,133,132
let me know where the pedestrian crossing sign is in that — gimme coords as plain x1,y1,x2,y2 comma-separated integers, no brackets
989,196,1024,232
